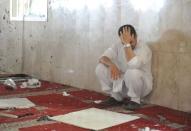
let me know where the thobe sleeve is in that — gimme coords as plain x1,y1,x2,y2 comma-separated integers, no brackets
127,45,152,69
101,44,118,60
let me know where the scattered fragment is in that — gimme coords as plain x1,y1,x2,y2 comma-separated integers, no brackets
94,100,102,104
63,91,70,96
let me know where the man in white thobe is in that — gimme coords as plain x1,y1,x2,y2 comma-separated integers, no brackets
95,24,152,110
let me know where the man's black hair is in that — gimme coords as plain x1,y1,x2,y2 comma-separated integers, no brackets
118,24,137,38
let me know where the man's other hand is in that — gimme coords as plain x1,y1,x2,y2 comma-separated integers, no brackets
109,64,121,80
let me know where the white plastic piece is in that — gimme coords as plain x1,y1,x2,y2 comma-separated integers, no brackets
4,78,17,89
63,91,70,96
20,82,27,88
20,78,41,88
94,100,102,104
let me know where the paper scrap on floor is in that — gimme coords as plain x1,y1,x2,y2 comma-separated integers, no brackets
51,108,140,130
0,98,35,109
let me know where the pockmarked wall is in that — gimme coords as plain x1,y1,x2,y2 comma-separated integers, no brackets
0,0,190,112
0,0,23,73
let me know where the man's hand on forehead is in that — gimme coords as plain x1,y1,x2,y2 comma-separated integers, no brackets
119,26,135,44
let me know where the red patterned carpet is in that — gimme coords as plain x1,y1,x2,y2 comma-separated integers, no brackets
0,74,190,131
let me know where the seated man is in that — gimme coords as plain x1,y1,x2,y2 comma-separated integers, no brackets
95,24,153,110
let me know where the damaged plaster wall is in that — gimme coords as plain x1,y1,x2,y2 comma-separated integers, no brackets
148,0,191,113
0,0,23,73
0,0,191,112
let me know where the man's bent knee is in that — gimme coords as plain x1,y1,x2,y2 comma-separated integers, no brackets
124,69,143,80
95,63,108,78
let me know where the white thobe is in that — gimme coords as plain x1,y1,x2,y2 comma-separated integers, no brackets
95,42,153,103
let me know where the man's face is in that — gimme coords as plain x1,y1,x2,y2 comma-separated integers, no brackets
119,26,137,49
119,33,137,49
130,36,137,49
